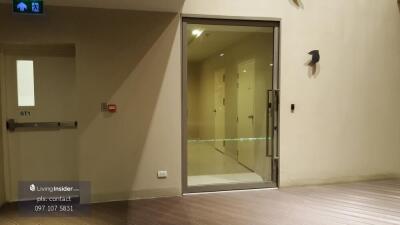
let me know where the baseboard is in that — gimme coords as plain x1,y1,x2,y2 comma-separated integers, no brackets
89,187,181,204
280,173,400,188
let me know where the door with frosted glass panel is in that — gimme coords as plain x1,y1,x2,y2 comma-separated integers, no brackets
4,46,78,201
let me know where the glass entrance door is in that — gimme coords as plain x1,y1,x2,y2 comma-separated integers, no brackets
182,18,280,192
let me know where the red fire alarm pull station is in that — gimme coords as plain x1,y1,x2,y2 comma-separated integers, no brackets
107,104,117,113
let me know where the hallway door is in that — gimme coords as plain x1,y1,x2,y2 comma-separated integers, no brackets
237,60,256,170
214,69,226,152
3,45,78,201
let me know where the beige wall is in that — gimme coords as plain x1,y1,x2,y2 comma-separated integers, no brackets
187,62,201,139
0,5,182,202
183,0,400,186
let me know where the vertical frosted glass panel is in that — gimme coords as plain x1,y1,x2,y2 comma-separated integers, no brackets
17,60,35,107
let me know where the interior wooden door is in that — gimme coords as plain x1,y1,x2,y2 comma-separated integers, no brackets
237,59,256,170
214,68,226,152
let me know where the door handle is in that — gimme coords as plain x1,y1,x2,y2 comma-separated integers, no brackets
267,90,280,158
272,90,280,160
6,119,78,132
248,115,254,119
267,90,273,157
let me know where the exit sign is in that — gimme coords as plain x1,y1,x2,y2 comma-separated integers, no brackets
13,0,43,14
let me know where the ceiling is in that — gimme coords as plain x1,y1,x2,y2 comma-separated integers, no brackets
188,31,250,62
0,0,185,12
188,25,273,62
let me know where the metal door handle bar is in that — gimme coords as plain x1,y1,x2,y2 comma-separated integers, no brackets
267,89,280,159
6,119,78,132
266,90,273,157
272,90,280,160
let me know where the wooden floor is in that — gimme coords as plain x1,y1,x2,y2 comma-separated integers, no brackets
0,179,399,225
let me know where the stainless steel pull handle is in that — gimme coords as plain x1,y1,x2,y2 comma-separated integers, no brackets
267,90,280,159
6,119,78,132
267,90,273,157
272,90,280,160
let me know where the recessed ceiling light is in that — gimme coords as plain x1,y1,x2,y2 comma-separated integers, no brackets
192,29,203,38
220,53,225,57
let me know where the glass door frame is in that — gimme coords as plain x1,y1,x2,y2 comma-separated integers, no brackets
181,16,281,193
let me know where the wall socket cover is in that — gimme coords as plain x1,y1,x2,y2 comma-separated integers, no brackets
157,170,168,178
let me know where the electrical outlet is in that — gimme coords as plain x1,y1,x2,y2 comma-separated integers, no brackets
157,170,168,179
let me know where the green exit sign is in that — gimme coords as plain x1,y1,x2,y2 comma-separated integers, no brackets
13,0,44,14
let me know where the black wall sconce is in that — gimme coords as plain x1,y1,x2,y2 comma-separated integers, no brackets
307,50,320,76
308,50,320,66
